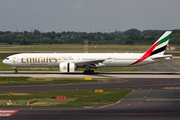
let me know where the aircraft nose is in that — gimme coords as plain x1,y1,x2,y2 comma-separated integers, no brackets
2,59,7,64
2,59,5,63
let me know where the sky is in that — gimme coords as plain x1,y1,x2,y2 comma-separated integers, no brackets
0,0,180,33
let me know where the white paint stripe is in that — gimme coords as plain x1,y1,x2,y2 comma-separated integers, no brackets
157,31,172,41
0,110,18,113
98,89,135,109
0,110,19,117
0,114,13,117
153,40,168,51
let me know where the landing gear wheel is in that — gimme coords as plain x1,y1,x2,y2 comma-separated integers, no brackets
83,70,94,74
13,67,18,74
83,70,87,74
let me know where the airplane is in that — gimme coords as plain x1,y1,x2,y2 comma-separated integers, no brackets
3,31,172,74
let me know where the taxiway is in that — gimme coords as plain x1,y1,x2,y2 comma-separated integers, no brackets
0,58,179,119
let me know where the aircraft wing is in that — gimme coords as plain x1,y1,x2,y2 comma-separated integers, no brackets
75,59,108,67
151,55,172,60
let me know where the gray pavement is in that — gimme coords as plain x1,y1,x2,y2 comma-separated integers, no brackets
0,57,180,119
0,89,179,120
0,78,180,93
0,71,180,78
138,58,180,72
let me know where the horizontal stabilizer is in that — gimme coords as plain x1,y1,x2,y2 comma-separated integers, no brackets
151,55,172,60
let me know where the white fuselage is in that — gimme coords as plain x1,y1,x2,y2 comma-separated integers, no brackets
3,53,158,68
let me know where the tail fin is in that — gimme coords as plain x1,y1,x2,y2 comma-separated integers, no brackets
148,31,172,56
130,31,172,66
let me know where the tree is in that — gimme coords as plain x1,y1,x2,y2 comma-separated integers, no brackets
88,34,95,40
124,29,141,36
33,29,41,35
20,40,27,45
126,40,134,45
104,35,115,41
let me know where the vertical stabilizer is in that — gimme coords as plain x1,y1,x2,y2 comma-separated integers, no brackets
130,31,172,66
149,31,172,56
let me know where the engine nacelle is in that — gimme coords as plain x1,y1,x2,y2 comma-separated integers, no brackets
59,62,76,72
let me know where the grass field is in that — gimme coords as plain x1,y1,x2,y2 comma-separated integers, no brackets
0,44,179,52
0,90,132,107
0,77,112,86
0,44,153,52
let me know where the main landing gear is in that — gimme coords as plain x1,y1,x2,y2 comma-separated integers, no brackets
83,70,94,74
83,66,95,74
13,67,18,74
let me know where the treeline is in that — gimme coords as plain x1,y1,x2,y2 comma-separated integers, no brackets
0,29,180,45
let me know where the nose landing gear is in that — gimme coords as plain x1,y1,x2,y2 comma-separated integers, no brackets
12,67,18,74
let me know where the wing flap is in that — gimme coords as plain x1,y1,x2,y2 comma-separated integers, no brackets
75,59,107,67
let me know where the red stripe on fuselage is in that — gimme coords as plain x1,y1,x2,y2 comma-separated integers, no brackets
130,41,160,66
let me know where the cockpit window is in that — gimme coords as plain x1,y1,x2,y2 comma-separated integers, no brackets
5,58,9,60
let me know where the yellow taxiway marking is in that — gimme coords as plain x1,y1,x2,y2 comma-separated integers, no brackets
163,61,180,72
85,78,92,80
95,90,103,93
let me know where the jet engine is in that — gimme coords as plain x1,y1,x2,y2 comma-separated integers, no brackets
59,62,76,72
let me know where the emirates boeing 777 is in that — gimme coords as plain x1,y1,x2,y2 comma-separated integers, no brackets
3,31,172,74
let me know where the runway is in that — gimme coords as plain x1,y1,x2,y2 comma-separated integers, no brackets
0,71,180,79
0,78,180,92
0,58,180,119
0,89,179,120
0,76,180,119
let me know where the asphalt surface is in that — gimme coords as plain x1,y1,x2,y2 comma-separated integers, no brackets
0,78,180,92
138,58,180,72
0,77,180,120
0,89,179,120
0,58,180,120
0,71,180,79
1,103,179,120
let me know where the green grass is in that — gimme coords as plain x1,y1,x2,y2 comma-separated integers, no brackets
0,90,132,107
164,53,180,56
0,77,105,86
31,102,115,107
0,44,179,52
0,53,16,59
0,44,151,52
